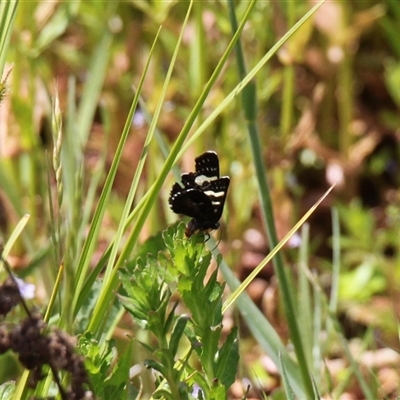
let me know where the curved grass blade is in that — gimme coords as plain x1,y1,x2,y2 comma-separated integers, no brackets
223,183,335,312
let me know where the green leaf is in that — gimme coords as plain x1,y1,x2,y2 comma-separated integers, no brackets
78,333,122,396
0,382,16,400
338,258,386,301
209,382,227,400
213,328,239,388
170,314,190,358
280,352,296,400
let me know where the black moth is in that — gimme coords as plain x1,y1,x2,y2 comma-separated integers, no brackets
169,151,230,238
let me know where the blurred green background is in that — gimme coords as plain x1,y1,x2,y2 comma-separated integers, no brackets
1,1,400,398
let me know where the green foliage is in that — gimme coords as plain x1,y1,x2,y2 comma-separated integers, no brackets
79,332,130,399
337,200,395,301
119,223,239,399
338,257,386,302
0,381,15,400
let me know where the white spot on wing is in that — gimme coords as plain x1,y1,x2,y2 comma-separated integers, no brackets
195,175,218,186
204,190,225,197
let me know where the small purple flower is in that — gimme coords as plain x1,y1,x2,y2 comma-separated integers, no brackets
288,232,302,248
192,384,203,399
132,109,145,128
14,277,35,300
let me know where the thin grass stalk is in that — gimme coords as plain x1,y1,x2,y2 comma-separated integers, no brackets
31,263,67,398
0,0,18,73
298,224,312,365
23,72,40,231
45,160,59,281
1,214,29,262
59,77,80,299
62,76,78,216
227,0,314,396
0,66,11,105
51,87,63,265
312,273,322,388
329,207,340,313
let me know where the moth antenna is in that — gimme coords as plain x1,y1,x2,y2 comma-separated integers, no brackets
210,228,222,251
202,232,211,243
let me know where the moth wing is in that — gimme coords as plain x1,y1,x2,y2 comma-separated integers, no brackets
195,151,220,180
202,177,230,221
169,188,215,220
